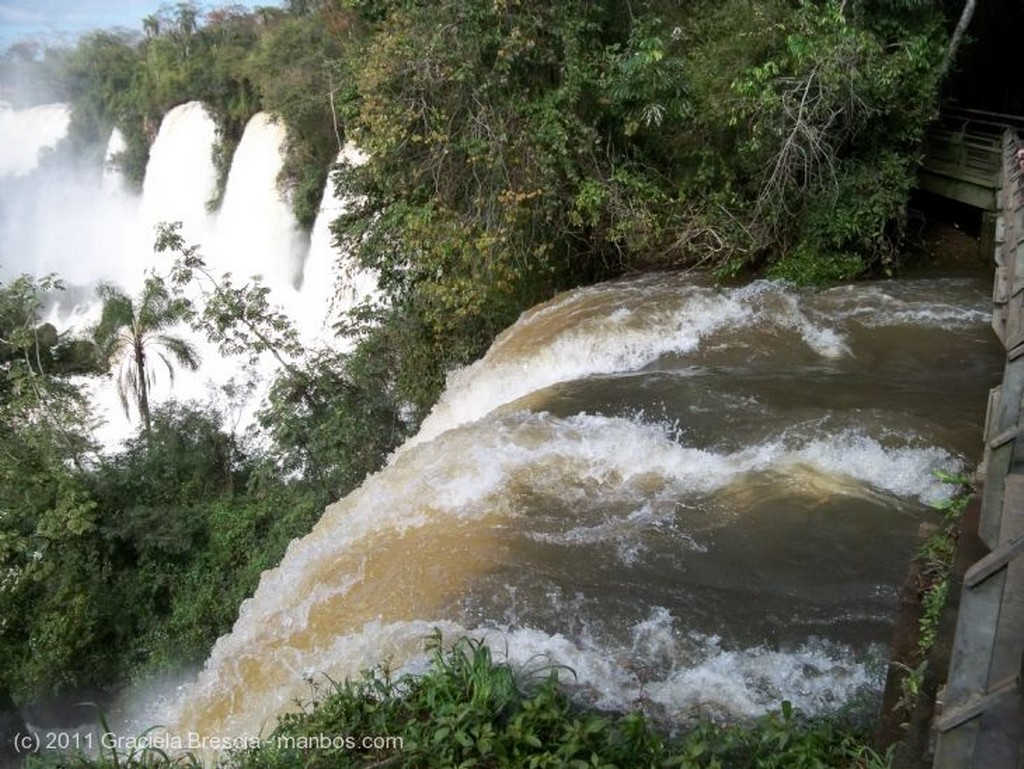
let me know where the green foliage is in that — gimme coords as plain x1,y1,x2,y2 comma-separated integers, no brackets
260,346,405,498
766,243,865,286
722,0,944,277
333,0,693,414
914,476,972,661
245,7,358,227
93,278,199,437
889,474,973,720
0,276,109,702
41,634,888,768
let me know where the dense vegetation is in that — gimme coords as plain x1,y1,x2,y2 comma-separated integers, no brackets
0,0,977,764
26,635,891,769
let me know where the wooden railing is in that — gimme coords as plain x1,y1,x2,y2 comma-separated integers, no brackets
919,110,1006,211
932,128,1024,768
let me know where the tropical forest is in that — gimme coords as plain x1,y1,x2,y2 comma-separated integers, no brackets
0,0,1007,766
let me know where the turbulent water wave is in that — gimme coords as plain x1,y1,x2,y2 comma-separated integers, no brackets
405,279,854,451
165,407,961,740
813,278,993,328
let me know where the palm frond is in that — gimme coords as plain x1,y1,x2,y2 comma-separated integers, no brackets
117,359,140,419
153,334,200,372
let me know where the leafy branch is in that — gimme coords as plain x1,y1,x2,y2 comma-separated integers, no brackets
154,222,303,378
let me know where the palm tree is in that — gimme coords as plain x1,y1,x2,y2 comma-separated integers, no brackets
93,278,200,438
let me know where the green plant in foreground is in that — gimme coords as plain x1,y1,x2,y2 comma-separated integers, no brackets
889,472,973,723
30,634,891,768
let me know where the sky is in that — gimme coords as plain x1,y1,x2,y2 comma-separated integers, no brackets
0,0,279,49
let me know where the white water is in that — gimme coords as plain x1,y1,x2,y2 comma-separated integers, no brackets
159,272,998,744
300,143,378,342
214,112,306,295
0,102,69,177
139,102,219,245
2,101,371,446
1,98,1001,752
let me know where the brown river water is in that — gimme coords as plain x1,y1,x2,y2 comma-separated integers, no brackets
135,271,1002,744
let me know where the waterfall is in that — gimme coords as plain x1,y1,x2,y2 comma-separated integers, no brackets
1,100,359,447
102,127,128,196
161,273,1001,743
213,112,306,297
299,142,377,342
139,101,219,246
0,102,69,177
0,104,139,295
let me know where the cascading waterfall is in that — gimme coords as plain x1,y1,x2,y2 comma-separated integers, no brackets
139,101,219,245
299,142,377,342
1,99,1004,750
163,272,1001,743
213,112,306,296
1,100,366,446
0,101,69,177
102,127,128,197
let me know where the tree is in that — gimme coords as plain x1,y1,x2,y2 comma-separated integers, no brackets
92,278,199,439
942,0,976,77
0,276,106,704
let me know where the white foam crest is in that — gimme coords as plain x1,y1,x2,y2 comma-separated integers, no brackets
643,633,880,719
173,611,877,744
0,102,69,177
530,501,706,566
489,611,879,720
784,432,956,505
735,282,849,358
817,281,991,328
404,279,848,451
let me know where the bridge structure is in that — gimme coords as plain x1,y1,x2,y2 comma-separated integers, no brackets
924,114,1024,768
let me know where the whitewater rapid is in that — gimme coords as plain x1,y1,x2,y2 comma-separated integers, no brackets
162,271,1000,742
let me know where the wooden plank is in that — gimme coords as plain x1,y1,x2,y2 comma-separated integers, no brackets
934,571,1008,767
980,356,1024,547
985,386,1003,443
981,444,1013,549
988,427,1021,450
987,475,1024,676
918,170,999,211
936,674,1020,733
934,128,1024,769
965,532,1024,587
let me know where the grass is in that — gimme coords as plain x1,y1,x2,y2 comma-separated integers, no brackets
890,471,972,721
26,632,891,769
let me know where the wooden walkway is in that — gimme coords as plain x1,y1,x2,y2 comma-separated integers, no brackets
919,108,1007,212
931,128,1024,769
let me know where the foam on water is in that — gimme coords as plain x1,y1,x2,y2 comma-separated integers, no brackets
157,609,879,747
166,409,955,740
405,279,852,451
815,279,992,328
